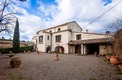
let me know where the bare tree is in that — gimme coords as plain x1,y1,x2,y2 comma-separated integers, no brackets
108,18,122,60
0,0,26,33
108,18,122,31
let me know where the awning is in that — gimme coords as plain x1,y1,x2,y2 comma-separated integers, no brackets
68,38,114,45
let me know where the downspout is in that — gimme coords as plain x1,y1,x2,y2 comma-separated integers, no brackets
50,33,52,52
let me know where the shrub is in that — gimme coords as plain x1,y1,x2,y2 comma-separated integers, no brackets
105,53,113,56
19,46,33,52
0,46,33,54
114,29,122,60
0,48,12,54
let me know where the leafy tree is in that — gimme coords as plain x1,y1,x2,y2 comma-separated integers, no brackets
0,0,26,33
13,19,20,53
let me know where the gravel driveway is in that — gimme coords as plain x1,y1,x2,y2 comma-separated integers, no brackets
0,52,122,80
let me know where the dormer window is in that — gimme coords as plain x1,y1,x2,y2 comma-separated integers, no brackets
58,28,61,31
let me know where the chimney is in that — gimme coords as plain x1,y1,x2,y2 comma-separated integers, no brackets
106,31,110,34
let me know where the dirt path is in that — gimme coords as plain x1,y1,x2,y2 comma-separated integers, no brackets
0,52,122,80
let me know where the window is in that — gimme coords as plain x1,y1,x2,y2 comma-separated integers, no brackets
39,36,43,43
57,28,61,31
76,34,81,40
56,35,61,42
47,35,49,40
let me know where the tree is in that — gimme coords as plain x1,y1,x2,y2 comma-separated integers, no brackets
113,29,122,60
0,0,26,33
13,19,20,53
108,18,122,60
108,18,122,31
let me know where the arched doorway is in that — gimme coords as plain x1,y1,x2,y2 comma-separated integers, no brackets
55,46,64,53
46,46,51,53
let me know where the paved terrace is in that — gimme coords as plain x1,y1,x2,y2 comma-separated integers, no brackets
0,52,122,80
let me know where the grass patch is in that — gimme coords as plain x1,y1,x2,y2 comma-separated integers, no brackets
7,74,25,80
103,58,107,62
89,78,96,80
115,71,122,75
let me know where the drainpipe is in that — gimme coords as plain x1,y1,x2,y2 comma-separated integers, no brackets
50,33,52,52
35,38,37,51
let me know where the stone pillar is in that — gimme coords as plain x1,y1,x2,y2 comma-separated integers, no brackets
81,44,84,55
83,45,87,55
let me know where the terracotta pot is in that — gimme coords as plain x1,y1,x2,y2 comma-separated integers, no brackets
118,65,122,72
10,57,21,68
110,56,119,65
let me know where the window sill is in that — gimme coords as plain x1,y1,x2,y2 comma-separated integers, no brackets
39,42,43,44
55,41,61,43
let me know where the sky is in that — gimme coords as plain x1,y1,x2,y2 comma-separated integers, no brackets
1,0,122,41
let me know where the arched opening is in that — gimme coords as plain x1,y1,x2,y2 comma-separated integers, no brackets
46,46,51,53
55,46,65,53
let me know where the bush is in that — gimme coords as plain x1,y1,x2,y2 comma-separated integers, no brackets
114,29,122,60
105,53,113,56
0,46,33,54
0,48,12,54
19,46,33,52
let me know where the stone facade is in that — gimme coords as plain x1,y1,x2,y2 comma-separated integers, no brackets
33,21,113,55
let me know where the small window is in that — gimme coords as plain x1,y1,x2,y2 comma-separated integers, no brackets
39,36,43,43
58,28,60,31
55,35,61,42
76,34,81,40
50,30,52,33
47,35,49,40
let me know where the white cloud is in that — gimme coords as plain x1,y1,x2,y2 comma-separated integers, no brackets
17,12,45,41
49,0,122,32
2,0,122,41
20,0,122,40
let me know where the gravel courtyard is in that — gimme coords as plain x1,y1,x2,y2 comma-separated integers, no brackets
0,52,122,80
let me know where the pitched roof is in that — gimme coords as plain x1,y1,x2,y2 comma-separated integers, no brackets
37,21,79,34
44,21,76,30
68,38,114,45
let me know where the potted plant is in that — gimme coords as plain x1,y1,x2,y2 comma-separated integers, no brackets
7,51,14,58
105,53,113,60
110,55,120,65
55,50,60,61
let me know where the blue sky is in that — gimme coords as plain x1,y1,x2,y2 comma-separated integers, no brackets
1,0,122,41
102,0,112,6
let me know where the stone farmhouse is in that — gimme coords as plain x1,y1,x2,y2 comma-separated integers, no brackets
32,21,113,55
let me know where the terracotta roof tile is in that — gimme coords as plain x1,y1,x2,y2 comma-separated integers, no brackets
68,38,114,45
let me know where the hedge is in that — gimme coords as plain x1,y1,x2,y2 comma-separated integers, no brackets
0,46,33,54
0,48,12,54
19,46,33,52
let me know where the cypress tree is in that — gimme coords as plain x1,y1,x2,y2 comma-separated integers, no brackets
13,19,20,53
